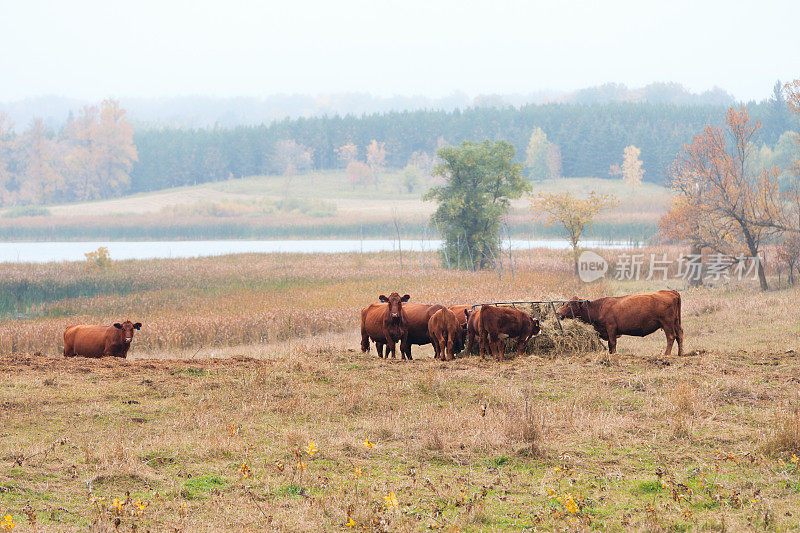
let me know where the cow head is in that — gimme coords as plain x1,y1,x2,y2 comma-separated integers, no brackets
556,297,588,321
461,307,471,332
530,317,541,337
379,293,410,321
113,320,142,344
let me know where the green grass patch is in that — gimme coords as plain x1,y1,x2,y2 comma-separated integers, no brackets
276,484,306,498
181,475,226,500
631,480,664,495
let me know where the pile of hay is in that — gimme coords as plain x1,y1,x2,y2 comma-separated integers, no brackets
467,303,604,358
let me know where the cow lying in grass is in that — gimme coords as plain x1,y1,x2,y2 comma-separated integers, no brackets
64,320,142,358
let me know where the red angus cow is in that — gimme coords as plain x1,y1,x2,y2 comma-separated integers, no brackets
63,320,142,358
477,305,541,361
555,290,683,355
428,307,463,361
360,293,410,359
400,303,445,360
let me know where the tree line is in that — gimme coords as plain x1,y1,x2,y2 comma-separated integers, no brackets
128,94,797,193
0,100,137,205
1,85,797,206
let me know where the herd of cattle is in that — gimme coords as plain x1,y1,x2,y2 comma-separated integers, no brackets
359,289,684,361
59,290,684,360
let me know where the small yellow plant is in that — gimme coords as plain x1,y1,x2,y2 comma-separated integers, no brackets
351,466,362,479
363,439,374,449
345,517,356,527
84,246,112,271
306,441,318,456
238,463,252,479
384,491,399,510
556,493,578,515
1,515,14,530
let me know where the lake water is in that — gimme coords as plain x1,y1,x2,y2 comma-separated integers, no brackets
0,239,639,263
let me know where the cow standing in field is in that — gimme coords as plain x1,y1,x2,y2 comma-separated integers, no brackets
428,307,464,361
400,303,446,360
476,305,541,361
63,320,142,358
555,290,683,355
360,293,410,359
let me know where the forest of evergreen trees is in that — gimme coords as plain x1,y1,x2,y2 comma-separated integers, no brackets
1,88,797,206
130,96,798,192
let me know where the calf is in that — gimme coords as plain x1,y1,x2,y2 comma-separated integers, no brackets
427,307,463,361
555,290,683,355
360,293,410,359
63,320,142,358
477,305,541,361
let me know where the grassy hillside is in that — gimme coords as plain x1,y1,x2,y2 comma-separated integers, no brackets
0,172,671,242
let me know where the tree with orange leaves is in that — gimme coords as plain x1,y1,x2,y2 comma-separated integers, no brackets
660,107,784,290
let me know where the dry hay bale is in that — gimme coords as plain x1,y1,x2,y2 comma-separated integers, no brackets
494,303,603,358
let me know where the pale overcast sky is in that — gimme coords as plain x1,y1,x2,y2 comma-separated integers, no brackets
1,0,798,102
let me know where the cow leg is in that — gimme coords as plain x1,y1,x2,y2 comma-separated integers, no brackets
445,336,454,361
401,338,412,360
664,328,675,356
517,334,529,357
676,321,684,357
491,334,502,362
386,339,396,359
431,336,439,360
606,327,617,354
376,341,385,358
361,332,370,353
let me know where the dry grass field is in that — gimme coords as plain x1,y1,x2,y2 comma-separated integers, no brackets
2,248,800,531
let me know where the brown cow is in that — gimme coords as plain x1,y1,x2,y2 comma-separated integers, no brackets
428,307,463,361
555,290,683,355
63,320,142,358
400,303,446,359
454,306,481,356
477,305,541,361
360,293,410,359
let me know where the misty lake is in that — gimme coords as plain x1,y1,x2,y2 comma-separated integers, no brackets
0,239,639,264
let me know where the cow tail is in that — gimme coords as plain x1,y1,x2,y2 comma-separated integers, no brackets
360,309,370,353
674,291,682,327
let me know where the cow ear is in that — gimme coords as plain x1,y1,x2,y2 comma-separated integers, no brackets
133,322,142,330
379,295,388,302
113,323,123,329
401,294,410,302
